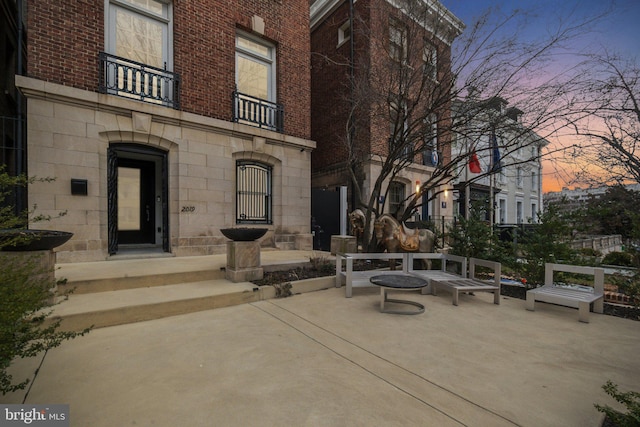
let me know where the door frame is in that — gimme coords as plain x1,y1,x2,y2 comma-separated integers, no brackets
108,144,169,255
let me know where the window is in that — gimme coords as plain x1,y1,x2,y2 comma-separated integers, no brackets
106,0,171,68
422,114,438,166
103,0,177,106
499,199,506,224
516,167,523,188
389,20,407,63
389,181,406,217
236,33,275,102
531,203,538,223
498,167,506,184
531,170,538,191
423,41,437,80
338,21,350,47
234,33,280,130
389,98,412,160
516,201,523,224
236,161,272,224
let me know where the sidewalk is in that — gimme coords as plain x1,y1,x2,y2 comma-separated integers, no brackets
3,282,639,426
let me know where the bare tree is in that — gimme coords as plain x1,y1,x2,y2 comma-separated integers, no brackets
560,53,640,186
313,0,609,250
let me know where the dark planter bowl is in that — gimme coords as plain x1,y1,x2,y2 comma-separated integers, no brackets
220,228,268,242
0,229,73,251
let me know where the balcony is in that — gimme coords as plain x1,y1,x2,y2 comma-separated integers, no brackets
232,89,284,133
98,52,180,109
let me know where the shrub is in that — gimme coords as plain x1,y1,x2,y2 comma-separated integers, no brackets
594,381,640,427
602,251,634,267
0,169,90,396
579,248,602,258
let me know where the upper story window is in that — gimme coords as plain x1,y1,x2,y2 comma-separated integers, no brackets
102,0,179,108
106,0,171,69
516,167,523,188
234,33,282,131
389,98,412,160
338,21,351,47
389,20,407,63
422,113,438,166
423,41,437,80
236,33,276,103
498,167,506,184
531,170,538,191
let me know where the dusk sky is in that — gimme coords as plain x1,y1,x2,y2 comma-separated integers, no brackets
441,0,640,192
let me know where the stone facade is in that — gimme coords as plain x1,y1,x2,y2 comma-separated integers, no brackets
20,1,314,262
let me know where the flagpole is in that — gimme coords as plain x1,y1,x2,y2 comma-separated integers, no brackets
465,136,470,221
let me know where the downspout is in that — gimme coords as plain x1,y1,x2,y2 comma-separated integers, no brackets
16,0,25,215
348,0,356,212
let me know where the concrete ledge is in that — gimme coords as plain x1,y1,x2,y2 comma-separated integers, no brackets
330,235,357,255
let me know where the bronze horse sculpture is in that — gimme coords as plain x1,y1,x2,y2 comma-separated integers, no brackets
374,214,435,269
349,208,374,251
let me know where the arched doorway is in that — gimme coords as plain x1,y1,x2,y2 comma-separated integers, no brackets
107,144,169,255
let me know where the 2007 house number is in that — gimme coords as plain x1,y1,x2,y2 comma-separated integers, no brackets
181,206,196,213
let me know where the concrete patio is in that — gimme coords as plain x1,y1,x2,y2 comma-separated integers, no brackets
2,251,639,426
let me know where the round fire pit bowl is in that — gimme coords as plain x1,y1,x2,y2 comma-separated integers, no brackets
220,227,268,242
0,229,73,251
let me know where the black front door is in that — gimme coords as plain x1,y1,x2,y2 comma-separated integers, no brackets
117,158,156,245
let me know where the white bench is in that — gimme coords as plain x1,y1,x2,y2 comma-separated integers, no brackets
335,252,407,298
429,257,501,306
405,253,467,295
526,263,604,323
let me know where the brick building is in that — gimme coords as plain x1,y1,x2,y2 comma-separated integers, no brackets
310,0,463,222
14,0,315,262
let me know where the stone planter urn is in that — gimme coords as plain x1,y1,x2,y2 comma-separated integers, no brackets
0,229,73,290
220,228,267,282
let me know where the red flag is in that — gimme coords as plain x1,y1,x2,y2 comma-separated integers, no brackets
469,149,481,173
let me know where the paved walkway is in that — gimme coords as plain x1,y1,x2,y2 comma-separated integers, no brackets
3,272,639,426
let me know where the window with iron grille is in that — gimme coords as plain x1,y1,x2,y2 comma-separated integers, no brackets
236,160,272,224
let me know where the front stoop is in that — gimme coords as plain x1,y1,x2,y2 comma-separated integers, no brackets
50,269,335,331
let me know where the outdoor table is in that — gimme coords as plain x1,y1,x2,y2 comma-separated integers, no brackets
369,274,428,314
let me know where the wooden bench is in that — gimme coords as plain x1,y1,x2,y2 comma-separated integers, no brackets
405,253,467,295
429,258,501,306
526,263,604,323
335,252,406,298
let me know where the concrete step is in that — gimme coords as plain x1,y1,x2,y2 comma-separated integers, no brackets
48,250,335,330
56,251,319,295
56,256,226,294
50,276,336,331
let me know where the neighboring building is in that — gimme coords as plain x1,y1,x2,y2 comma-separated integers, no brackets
545,183,640,213
452,97,548,225
310,0,463,222
0,0,26,214
16,0,315,262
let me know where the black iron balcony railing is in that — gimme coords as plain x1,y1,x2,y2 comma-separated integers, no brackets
99,52,180,109
232,89,284,133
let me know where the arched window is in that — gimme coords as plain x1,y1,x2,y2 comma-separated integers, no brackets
236,161,272,224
